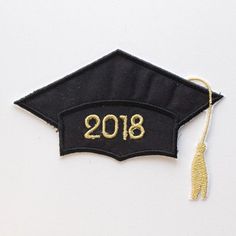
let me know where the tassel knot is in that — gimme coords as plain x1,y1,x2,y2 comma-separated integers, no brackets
196,143,206,154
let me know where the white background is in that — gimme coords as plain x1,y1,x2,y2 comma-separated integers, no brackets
0,0,235,235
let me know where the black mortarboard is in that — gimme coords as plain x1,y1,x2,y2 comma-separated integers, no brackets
15,49,222,158
15,49,223,200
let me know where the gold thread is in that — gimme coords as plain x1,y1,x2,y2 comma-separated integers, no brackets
102,114,119,139
84,114,101,139
84,114,145,140
119,115,128,140
188,77,213,200
128,114,145,140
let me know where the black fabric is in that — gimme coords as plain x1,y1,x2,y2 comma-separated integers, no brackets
59,101,178,160
15,49,223,128
14,49,223,159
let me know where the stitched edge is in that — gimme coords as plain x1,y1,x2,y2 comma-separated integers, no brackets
14,99,58,128
14,49,223,128
58,100,179,160
60,148,177,161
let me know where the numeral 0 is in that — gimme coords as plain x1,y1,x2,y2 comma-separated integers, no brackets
102,114,119,139
84,114,145,140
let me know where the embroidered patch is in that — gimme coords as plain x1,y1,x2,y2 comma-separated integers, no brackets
14,49,223,160
58,101,178,160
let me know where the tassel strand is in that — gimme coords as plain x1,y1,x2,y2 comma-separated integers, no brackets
188,77,213,200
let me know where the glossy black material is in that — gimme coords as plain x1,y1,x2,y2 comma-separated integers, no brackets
15,49,223,159
59,101,178,160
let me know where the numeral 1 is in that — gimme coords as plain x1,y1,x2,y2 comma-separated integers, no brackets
119,115,128,140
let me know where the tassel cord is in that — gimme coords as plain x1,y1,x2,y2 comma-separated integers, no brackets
188,77,213,200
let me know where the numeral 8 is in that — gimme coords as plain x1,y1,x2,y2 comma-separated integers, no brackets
128,114,145,139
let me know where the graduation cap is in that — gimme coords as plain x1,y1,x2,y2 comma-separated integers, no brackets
15,49,223,200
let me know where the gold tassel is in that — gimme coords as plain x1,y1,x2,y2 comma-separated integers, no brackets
191,142,207,200
188,77,213,200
